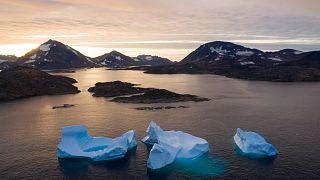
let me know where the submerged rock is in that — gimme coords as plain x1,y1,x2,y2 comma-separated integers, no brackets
88,81,152,97
112,89,210,104
52,104,75,109
58,125,137,161
142,121,209,169
233,128,278,158
47,69,76,73
0,66,80,102
134,106,189,111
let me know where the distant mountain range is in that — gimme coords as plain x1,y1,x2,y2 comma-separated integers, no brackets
92,51,173,68
0,40,173,70
140,41,320,81
0,40,319,81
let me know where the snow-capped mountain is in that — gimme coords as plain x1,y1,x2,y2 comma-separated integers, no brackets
180,41,309,66
181,41,265,65
93,51,137,68
133,55,172,66
18,40,99,69
144,41,320,81
93,51,172,67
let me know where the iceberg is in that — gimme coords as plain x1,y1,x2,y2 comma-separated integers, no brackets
58,125,137,161
142,121,209,169
233,128,278,158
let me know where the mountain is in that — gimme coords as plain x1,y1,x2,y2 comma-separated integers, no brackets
180,41,311,66
181,41,267,65
133,55,172,66
0,55,19,70
140,41,320,82
0,66,80,101
93,51,137,68
0,55,18,62
18,40,99,69
93,51,173,67
265,49,305,62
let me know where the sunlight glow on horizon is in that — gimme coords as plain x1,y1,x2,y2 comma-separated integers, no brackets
1,37,320,61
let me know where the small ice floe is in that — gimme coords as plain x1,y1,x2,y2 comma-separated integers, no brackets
233,128,278,158
142,121,209,169
58,125,137,161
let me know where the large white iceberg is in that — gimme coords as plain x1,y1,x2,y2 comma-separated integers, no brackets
58,125,137,161
233,128,278,158
142,121,209,169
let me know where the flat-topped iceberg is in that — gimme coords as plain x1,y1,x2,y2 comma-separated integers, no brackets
58,125,136,161
233,128,278,158
142,121,209,169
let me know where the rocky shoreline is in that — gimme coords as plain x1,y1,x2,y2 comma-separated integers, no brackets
141,63,320,82
0,66,80,102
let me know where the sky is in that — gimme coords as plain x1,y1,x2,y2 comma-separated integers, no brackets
0,0,319,61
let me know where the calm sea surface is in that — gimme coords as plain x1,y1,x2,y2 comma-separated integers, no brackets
0,68,319,179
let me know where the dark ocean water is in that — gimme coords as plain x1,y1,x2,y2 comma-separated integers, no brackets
0,68,319,179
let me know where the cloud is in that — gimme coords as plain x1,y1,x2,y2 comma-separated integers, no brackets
0,0,319,60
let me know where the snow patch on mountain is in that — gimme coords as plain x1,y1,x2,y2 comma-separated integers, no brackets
210,46,228,55
24,60,36,64
39,44,51,51
30,54,37,59
236,50,254,56
269,57,282,61
44,58,52,62
0,60,8,63
115,56,122,61
240,61,255,65
145,56,153,61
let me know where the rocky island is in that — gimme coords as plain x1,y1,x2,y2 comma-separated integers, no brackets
88,81,209,104
112,89,210,103
88,81,153,97
0,66,80,102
